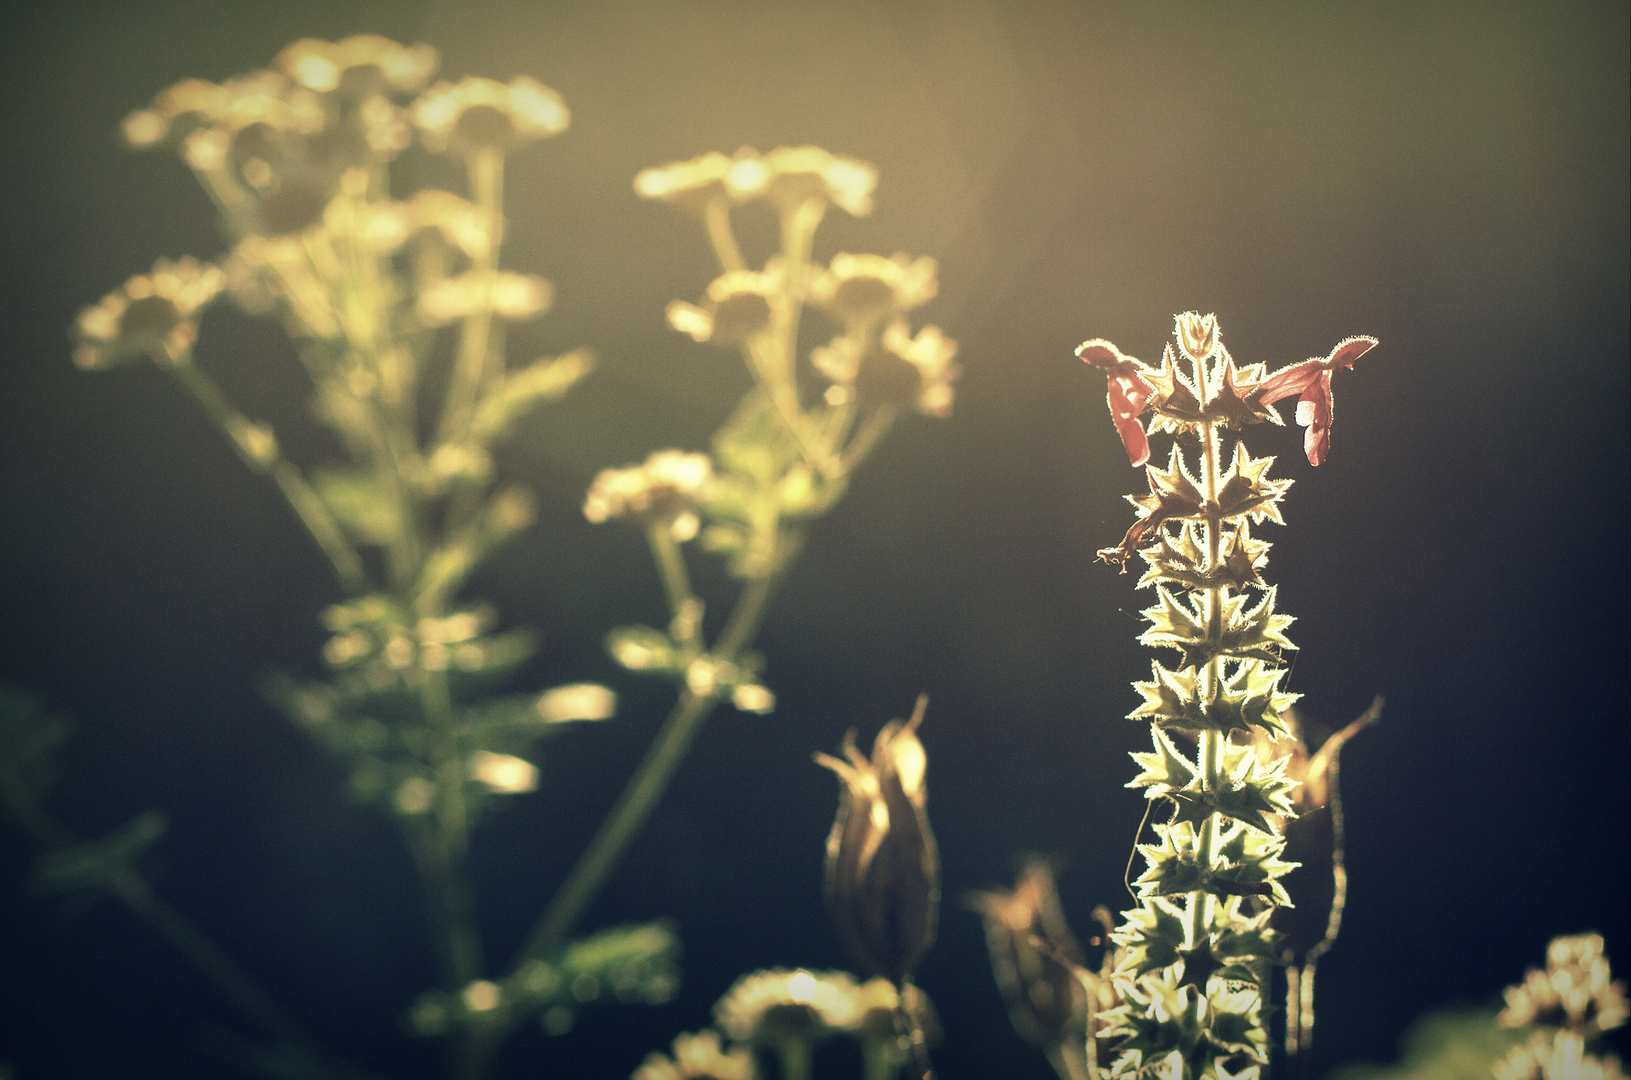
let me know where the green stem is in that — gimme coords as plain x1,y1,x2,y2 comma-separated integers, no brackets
416,665,486,992
511,687,716,965
0,775,337,1067
838,406,897,475
704,195,746,273
646,523,695,623
164,352,368,594
777,1039,812,1080
110,870,315,1050
1044,1041,1090,1080
436,146,504,451
506,555,783,973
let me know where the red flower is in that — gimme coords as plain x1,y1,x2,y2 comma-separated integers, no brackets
1253,336,1377,466
1077,339,1159,467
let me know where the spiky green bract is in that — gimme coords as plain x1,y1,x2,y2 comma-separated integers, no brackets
1098,975,1267,1079
1088,313,1367,1078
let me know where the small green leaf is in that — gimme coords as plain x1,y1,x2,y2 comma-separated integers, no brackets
470,349,594,444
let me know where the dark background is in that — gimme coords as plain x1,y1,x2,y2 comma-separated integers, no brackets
1,1,1626,1077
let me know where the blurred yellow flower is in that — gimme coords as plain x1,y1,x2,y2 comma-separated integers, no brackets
631,1030,756,1080
761,146,876,216
73,257,225,369
813,323,959,417
418,271,552,326
535,683,618,724
666,268,781,345
714,968,862,1048
808,253,938,333
468,750,538,794
274,35,438,96
583,450,714,541
412,76,569,156
408,189,492,260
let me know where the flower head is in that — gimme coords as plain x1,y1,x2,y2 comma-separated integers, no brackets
412,76,568,156
274,35,439,97
760,146,877,217
714,969,862,1049
634,148,769,213
417,271,552,326
1077,339,1161,467
815,696,940,984
666,268,781,345
407,189,491,261
968,857,1090,1048
1175,311,1220,363
73,257,225,369
121,70,324,150
808,254,938,334
1500,933,1629,1036
583,450,715,541
1251,335,1377,466
632,1029,757,1080
813,323,959,417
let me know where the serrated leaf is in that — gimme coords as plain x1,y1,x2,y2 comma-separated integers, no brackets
1131,659,1299,738
35,811,166,895
314,467,399,545
604,625,683,675
1112,896,1189,980
1214,445,1291,526
1213,823,1297,906
0,687,72,803
1168,738,1298,835
1128,726,1197,794
469,349,593,444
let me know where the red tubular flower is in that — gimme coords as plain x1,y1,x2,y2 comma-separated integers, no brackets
1253,335,1377,466
1077,340,1159,467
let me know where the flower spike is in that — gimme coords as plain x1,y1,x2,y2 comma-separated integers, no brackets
1079,313,1374,1075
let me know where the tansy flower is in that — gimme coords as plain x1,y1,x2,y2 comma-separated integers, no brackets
408,189,491,260
1251,335,1377,466
761,146,877,217
1077,339,1162,468
632,1030,756,1080
808,253,938,334
72,257,225,369
634,148,768,213
665,267,782,345
417,271,552,326
121,70,323,150
274,35,438,97
1499,933,1629,1035
814,323,959,417
713,969,862,1049
583,451,714,542
412,76,568,156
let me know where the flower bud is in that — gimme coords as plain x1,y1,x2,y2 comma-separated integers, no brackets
967,857,1089,1049
1255,699,1380,964
814,696,939,985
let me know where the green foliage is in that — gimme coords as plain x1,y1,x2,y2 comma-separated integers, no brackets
1326,1009,1523,1080
34,811,167,897
53,31,959,1078
0,686,72,807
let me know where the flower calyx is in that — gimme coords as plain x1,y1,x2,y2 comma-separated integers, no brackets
815,696,940,986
